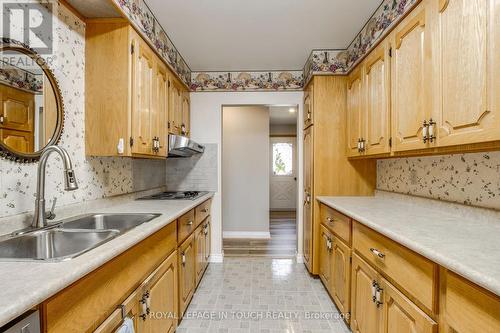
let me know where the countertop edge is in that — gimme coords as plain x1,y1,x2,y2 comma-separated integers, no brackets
316,196,500,298
0,193,214,328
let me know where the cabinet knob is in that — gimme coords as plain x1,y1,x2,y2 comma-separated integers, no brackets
187,220,193,226
182,252,186,265
326,217,334,224
201,208,208,213
0,115,4,124
370,247,385,259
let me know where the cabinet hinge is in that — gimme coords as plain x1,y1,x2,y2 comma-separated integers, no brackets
129,137,134,147
130,43,134,54
350,256,352,264
389,47,392,57
168,80,171,88
389,137,392,147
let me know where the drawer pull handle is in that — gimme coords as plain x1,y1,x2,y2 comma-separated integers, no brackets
372,280,378,303
201,208,208,213
182,252,186,266
370,248,385,259
187,220,193,226
375,286,383,308
326,217,334,223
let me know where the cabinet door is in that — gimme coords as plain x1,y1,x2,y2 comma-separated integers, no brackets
303,126,313,272
204,218,211,266
434,0,500,146
178,233,195,316
142,251,178,333
379,278,437,333
351,254,380,333
303,83,313,128
391,2,432,152
331,235,351,319
364,41,391,155
0,129,33,153
93,290,141,333
0,84,34,132
152,59,169,156
169,79,183,135
347,67,364,157
132,37,154,155
194,224,205,286
181,91,190,137
319,225,333,293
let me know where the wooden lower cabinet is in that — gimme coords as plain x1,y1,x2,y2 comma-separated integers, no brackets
319,225,333,293
331,235,351,318
194,223,206,286
351,253,380,333
94,289,142,333
178,233,196,316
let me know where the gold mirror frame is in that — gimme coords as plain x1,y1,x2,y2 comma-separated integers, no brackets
0,38,64,163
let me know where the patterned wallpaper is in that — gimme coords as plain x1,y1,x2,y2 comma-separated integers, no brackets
377,152,500,211
190,71,303,92
0,1,164,218
0,65,43,93
112,0,191,85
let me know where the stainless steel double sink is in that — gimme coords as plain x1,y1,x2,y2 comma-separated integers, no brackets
0,213,160,262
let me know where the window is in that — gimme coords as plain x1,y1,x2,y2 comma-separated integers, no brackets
272,143,293,176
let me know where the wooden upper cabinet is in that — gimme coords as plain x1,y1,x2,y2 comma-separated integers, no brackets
391,1,433,152
303,82,314,128
364,41,391,156
434,0,500,146
153,59,169,156
169,78,183,135
131,36,154,155
0,85,34,132
379,278,437,333
347,67,364,157
181,91,190,136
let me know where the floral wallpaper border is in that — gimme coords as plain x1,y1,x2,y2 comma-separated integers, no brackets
113,0,191,85
303,0,419,83
190,71,303,92
0,65,43,93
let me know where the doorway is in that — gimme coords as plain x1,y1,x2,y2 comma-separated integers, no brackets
222,104,298,257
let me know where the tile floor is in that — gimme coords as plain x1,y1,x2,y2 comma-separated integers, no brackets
177,257,351,333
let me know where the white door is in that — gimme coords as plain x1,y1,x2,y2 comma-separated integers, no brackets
270,137,297,210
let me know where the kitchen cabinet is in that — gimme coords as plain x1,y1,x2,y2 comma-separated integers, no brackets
93,288,142,333
178,233,196,316
194,223,206,286
363,40,391,156
331,235,350,318
346,67,364,157
302,76,375,275
319,224,333,293
433,0,500,147
303,125,313,271
351,253,380,333
85,19,189,158
303,81,313,128
0,128,33,153
169,77,190,137
391,1,433,152
181,92,191,136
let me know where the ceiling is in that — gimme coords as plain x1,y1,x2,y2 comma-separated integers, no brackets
269,106,297,125
145,0,382,72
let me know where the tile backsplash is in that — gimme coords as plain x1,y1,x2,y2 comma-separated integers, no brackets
165,144,218,191
0,2,165,218
377,151,500,210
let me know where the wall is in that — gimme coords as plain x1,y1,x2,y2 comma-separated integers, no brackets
165,144,218,191
0,2,165,219
222,106,270,237
189,91,304,262
377,151,500,211
270,124,297,136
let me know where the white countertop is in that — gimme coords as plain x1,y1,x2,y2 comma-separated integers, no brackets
316,194,500,297
0,193,213,328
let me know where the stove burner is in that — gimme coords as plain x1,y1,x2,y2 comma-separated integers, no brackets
137,191,208,201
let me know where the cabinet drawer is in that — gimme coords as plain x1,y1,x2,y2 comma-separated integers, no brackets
442,271,500,333
320,203,351,244
177,209,195,244
353,222,437,313
195,199,211,227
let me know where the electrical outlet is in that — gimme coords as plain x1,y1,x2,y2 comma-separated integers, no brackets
410,169,418,185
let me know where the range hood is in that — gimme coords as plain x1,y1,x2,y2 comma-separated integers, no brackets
168,134,205,157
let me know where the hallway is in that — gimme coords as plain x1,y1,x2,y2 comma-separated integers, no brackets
223,212,297,257
177,258,350,333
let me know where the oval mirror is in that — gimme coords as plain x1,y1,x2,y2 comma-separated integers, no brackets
0,38,64,162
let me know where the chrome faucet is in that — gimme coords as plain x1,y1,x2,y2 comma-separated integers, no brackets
32,146,78,228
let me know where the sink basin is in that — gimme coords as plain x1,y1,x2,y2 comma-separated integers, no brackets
0,213,161,261
60,213,161,232
0,229,119,261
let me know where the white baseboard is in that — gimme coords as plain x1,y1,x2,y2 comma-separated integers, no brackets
296,253,304,263
222,231,271,239
209,253,224,263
